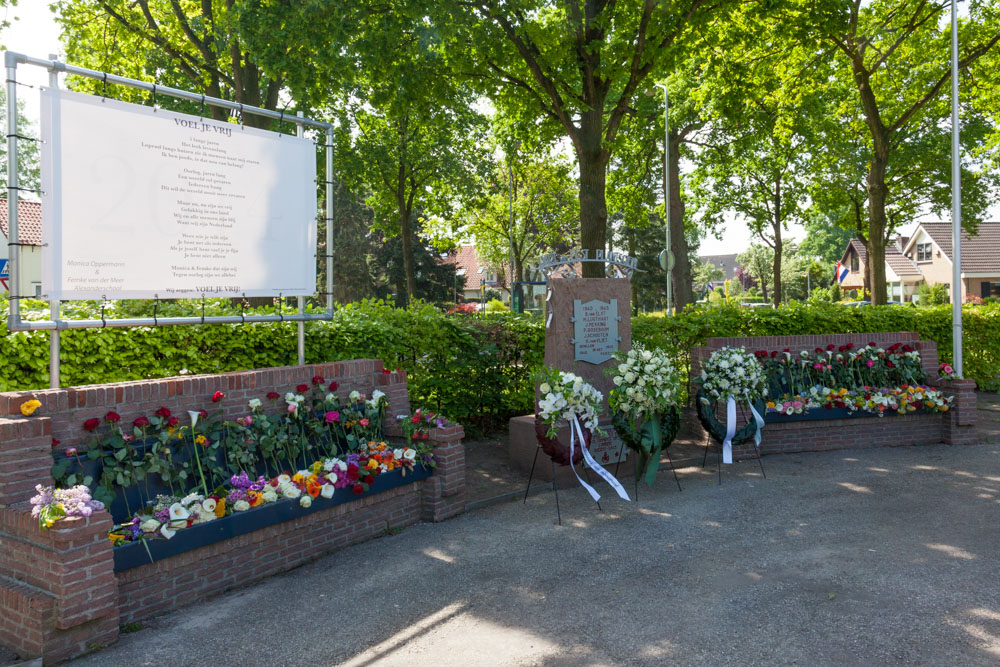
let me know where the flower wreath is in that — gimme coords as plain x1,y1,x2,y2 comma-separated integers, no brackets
697,346,768,459
535,368,604,465
608,344,683,484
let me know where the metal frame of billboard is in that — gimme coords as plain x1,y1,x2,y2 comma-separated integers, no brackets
4,52,335,387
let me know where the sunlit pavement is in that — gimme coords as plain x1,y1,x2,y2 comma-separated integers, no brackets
71,441,1000,666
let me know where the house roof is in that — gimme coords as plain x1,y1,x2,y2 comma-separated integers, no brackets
443,244,505,288
698,254,740,281
0,198,42,246
909,222,1000,273
886,238,921,277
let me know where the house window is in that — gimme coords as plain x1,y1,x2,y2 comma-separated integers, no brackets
850,255,859,272
916,242,933,262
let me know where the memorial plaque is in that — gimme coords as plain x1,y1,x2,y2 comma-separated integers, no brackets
573,298,618,364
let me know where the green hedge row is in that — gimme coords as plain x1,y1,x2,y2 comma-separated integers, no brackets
1,298,996,434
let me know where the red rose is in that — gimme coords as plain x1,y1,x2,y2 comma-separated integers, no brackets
814,347,822,353
296,383,309,393
133,416,150,428
155,407,171,419
199,409,209,419
105,411,121,423
352,483,364,495
311,375,324,385
381,368,391,375
422,432,429,440
167,416,179,427
328,381,339,392
267,392,280,400
363,475,375,485
826,344,835,351
347,464,360,481
211,391,225,402
51,437,60,448
83,418,100,431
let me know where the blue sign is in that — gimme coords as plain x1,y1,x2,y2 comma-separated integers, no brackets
0,259,7,278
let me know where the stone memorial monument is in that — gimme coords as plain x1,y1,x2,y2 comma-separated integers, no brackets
509,250,637,483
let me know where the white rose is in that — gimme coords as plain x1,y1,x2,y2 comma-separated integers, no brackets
349,390,360,401
285,392,295,401
278,474,291,485
540,382,551,394
321,484,336,499
180,493,203,506
282,486,301,500
299,495,312,508
140,519,160,533
248,398,262,410
233,500,251,512
262,489,278,503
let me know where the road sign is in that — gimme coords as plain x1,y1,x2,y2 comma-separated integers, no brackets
658,249,675,271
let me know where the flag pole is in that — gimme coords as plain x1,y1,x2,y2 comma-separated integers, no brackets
950,0,963,377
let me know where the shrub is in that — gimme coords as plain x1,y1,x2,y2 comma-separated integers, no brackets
484,299,509,313
917,283,950,305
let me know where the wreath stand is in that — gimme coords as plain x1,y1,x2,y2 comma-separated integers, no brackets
611,407,683,499
523,417,618,525
696,391,767,484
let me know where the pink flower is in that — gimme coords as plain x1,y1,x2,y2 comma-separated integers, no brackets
812,363,822,370
287,404,298,414
65,447,78,458
325,411,340,424
866,360,875,368
359,418,370,427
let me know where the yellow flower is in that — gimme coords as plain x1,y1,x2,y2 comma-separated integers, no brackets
367,459,379,470
20,399,41,417
214,498,227,518
292,473,305,484
766,401,775,409
194,435,208,446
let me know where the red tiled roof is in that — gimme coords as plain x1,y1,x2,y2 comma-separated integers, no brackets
916,222,1000,273
0,198,42,246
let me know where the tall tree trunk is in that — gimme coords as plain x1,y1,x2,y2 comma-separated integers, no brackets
772,232,783,307
398,197,416,300
771,182,783,307
628,232,638,314
866,146,889,305
577,108,608,278
668,133,694,310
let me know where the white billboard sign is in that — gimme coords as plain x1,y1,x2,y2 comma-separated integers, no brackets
40,88,317,300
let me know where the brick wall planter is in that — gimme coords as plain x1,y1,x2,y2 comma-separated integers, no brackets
111,463,432,572
691,333,977,458
0,360,466,663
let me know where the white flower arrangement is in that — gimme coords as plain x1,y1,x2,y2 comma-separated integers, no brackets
536,368,604,437
700,346,767,402
609,344,682,419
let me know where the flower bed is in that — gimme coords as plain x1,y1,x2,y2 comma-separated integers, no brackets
42,380,445,561
0,360,468,663
691,333,977,457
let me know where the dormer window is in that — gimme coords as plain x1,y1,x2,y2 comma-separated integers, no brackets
851,256,859,272
916,242,933,262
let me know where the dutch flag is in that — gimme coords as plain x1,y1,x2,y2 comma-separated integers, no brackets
835,262,849,284
707,281,714,291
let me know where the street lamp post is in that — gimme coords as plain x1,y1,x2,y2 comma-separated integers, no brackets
650,83,672,315
950,0,964,377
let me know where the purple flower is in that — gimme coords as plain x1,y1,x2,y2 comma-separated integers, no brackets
228,488,248,503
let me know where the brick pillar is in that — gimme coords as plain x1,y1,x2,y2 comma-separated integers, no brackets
937,378,978,444
421,424,466,522
0,416,119,662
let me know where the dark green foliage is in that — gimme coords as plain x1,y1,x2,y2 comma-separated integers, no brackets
4,298,998,434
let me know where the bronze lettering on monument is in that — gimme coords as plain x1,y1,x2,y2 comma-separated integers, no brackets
572,298,618,364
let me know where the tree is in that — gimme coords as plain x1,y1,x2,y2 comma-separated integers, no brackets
737,244,774,303
792,0,1000,304
798,209,855,267
0,88,40,196
329,11,488,300
371,225,464,307
56,0,305,127
692,259,724,294
436,0,725,277
462,150,578,288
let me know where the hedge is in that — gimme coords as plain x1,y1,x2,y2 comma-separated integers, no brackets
1,297,996,434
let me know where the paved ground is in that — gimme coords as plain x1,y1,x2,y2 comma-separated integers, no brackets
71,438,1000,666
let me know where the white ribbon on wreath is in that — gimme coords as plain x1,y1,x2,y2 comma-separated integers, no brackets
721,397,766,464
568,415,631,502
